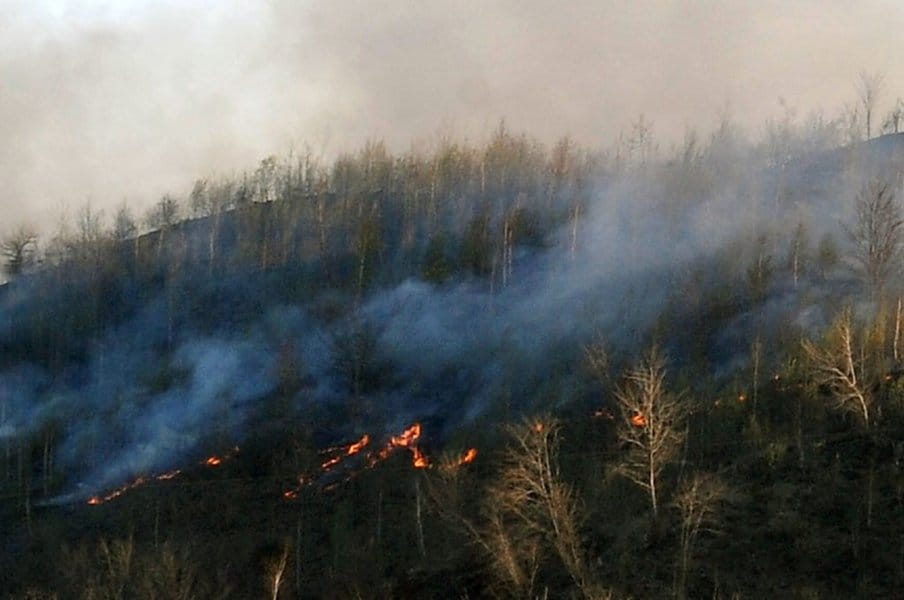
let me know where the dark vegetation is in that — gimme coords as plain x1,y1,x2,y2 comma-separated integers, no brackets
6,114,904,598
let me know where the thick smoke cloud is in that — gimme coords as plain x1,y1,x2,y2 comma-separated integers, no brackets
3,1,904,229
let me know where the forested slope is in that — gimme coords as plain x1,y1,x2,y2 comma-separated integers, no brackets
4,124,904,598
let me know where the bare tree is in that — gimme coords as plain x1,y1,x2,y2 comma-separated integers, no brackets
844,179,904,296
1,225,38,277
673,473,728,600
583,335,612,386
802,307,872,428
787,221,809,289
857,70,885,140
188,178,232,273
842,103,863,145
614,348,687,520
62,537,217,600
71,202,106,266
145,194,182,262
263,542,289,600
883,98,904,134
145,194,181,232
628,113,656,171
746,233,774,303
490,419,607,598
428,418,609,599
136,542,205,600
112,203,137,242
95,537,135,600
188,178,210,218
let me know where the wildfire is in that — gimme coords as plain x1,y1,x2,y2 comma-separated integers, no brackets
201,446,239,468
631,412,647,427
412,446,430,469
321,455,343,470
348,434,370,454
282,422,477,499
320,433,372,471
389,423,429,468
157,469,182,481
390,423,422,448
87,448,238,506
458,448,478,465
436,447,480,472
86,476,148,506
366,422,428,468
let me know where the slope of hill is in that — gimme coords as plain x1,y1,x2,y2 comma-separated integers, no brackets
4,130,904,598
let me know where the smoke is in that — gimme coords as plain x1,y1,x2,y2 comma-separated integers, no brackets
5,290,326,502
3,120,902,502
4,1,904,231
354,150,869,430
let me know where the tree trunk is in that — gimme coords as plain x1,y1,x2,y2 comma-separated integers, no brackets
895,297,902,363
752,335,761,424
208,211,219,277
42,431,51,496
2,398,8,482
676,539,690,600
295,516,302,596
376,488,383,548
649,450,659,520
570,203,581,260
797,395,805,469
415,479,427,558
867,451,876,529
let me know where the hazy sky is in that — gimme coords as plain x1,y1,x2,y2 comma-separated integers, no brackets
3,1,904,230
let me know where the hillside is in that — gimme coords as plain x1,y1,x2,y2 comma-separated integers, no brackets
4,128,904,598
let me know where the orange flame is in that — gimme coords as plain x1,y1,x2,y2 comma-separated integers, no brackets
459,448,478,465
284,423,435,499
348,434,370,455
321,455,343,470
631,412,647,427
88,448,238,506
388,423,430,468
412,446,430,468
321,433,372,470
86,476,147,505
391,423,422,447
202,447,239,468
